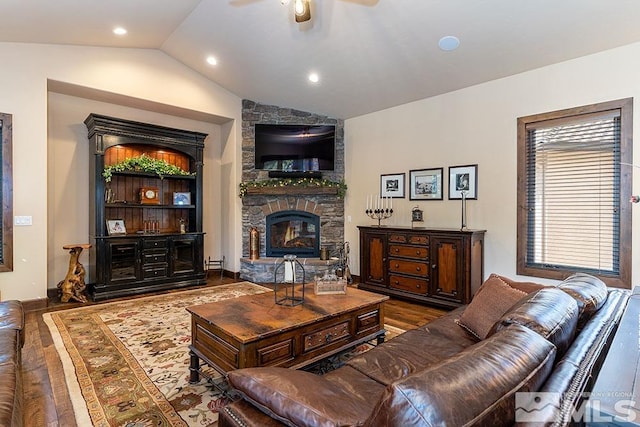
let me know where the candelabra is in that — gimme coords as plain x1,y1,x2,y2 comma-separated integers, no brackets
366,207,394,226
366,195,394,226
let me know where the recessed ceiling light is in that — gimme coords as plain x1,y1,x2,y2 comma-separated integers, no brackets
206,56,218,66
113,27,127,36
308,73,319,83
438,35,460,51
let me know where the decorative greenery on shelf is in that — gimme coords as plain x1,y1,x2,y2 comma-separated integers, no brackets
239,178,347,198
102,154,194,182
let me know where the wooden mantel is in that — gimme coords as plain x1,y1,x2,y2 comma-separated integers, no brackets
243,186,339,196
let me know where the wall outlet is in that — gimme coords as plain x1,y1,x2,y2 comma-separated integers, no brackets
14,216,32,226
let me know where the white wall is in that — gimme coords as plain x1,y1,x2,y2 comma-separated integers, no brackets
345,41,640,292
0,42,243,301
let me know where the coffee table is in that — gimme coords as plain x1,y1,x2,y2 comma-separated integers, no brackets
187,284,388,382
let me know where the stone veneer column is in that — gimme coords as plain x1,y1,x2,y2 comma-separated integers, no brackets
240,100,345,260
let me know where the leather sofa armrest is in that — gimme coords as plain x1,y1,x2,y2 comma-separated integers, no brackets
364,324,557,427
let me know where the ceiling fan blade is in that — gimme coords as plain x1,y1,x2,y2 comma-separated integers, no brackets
339,0,379,6
228,0,265,6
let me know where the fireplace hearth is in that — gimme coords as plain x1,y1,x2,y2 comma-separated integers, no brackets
266,210,320,258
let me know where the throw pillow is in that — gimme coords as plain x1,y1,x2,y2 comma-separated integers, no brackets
492,273,546,294
456,275,527,339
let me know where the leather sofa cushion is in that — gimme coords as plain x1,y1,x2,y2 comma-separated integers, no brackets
489,287,579,356
0,331,19,366
456,275,527,339
558,273,608,327
0,362,21,427
346,308,477,385
364,324,557,427
0,301,24,348
227,365,384,427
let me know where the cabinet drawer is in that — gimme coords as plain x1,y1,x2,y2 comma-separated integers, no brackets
388,259,429,276
303,321,350,352
143,251,167,264
389,245,428,260
143,239,167,249
143,266,168,279
389,275,429,294
388,233,408,244
388,233,429,245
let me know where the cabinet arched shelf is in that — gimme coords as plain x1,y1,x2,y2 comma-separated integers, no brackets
85,114,207,301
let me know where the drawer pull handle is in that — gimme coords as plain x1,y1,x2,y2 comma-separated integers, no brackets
395,263,399,268
394,248,399,252
416,266,421,271
394,281,399,285
416,251,421,255
325,334,333,343
416,284,421,289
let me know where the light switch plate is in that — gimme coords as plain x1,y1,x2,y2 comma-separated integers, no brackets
14,216,32,226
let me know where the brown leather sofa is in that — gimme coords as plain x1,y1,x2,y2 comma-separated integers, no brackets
0,300,25,427
219,273,629,426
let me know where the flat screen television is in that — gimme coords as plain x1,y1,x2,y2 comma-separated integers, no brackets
254,124,336,172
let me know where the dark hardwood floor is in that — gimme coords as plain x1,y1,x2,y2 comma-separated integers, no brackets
21,276,448,427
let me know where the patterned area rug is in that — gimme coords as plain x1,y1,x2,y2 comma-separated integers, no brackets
44,282,405,426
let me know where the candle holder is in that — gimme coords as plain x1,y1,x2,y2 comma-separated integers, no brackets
365,207,394,226
460,191,468,231
273,254,305,306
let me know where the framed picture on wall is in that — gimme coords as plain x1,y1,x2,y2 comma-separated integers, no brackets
381,173,405,198
410,168,443,200
448,164,478,199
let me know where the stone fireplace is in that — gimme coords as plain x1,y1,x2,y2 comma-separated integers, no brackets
239,100,345,283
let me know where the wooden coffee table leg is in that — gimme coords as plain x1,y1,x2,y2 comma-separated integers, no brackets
189,349,200,383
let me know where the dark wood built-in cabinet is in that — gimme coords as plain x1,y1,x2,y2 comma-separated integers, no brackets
359,226,485,309
85,114,208,300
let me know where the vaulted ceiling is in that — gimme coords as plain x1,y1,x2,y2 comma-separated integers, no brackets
2,0,640,118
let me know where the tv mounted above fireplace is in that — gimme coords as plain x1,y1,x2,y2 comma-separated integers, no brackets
254,124,335,178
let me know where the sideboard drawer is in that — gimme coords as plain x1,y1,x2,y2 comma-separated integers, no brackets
389,275,429,294
389,244,428,260
388,259,429,276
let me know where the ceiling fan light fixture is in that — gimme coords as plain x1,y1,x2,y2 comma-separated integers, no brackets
294,0,311,23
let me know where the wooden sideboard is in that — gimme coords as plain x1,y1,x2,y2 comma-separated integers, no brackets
359,226,485,309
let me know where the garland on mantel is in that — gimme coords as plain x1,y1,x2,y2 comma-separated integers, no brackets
239,178,347,198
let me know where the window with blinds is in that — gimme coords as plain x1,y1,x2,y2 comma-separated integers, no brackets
517,99,632,288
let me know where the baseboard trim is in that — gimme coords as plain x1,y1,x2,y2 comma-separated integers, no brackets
22,297,49,312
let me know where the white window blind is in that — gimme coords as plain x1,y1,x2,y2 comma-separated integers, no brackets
525,111,620,275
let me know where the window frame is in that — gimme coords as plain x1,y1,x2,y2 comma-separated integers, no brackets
0,113,12,272
516,98,632,288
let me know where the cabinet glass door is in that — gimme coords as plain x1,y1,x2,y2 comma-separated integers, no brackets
107,241,140,283
172,238,196,275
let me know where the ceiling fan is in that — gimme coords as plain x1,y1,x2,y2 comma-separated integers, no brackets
281,0,311,23
230,0,379,24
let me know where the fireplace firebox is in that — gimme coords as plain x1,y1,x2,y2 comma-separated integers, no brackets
266,211,320,257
